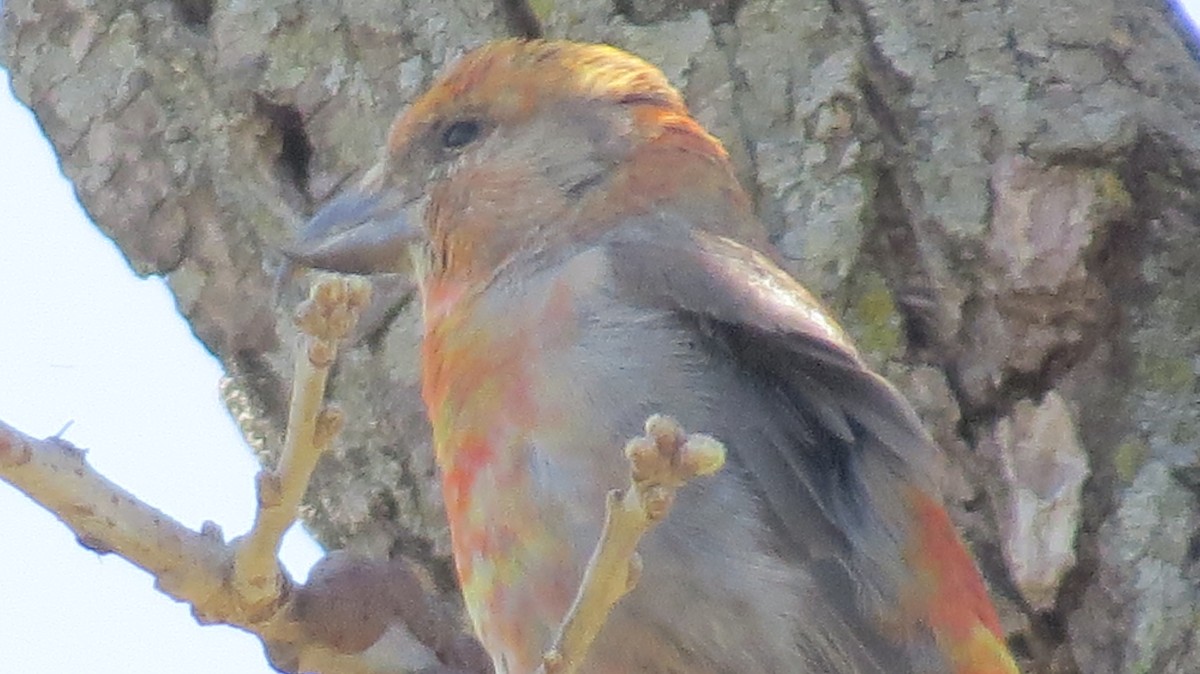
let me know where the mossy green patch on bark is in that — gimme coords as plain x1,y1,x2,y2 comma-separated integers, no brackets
839,269,903,366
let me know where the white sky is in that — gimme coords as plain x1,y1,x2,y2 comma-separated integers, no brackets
2,5,1200,673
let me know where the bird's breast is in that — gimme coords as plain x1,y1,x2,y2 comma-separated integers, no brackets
419,275,609,673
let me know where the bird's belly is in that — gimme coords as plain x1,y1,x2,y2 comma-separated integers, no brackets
444,431,810,674
587,474,812,673
440,441,594,674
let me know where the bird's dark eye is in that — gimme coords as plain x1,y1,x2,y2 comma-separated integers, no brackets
441,120,481,149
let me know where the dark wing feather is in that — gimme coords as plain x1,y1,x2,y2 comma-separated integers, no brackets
605,222,939,531
604,219,948,671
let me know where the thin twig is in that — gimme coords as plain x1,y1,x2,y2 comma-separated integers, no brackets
232,276,369,608
0,275,444,674
536,415,726,674
0,420,234,609
0,418,363,670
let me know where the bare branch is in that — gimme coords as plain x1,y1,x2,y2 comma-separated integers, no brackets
0,275,480,674
537,415,726,674
232,275,368,610
0,419,235,612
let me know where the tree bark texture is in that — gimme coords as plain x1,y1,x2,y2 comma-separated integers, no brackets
5,1,1200,672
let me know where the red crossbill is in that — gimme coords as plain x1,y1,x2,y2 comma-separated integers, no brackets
288,39,1018,674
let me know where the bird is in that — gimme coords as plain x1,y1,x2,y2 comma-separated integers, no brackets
286,39,1018,674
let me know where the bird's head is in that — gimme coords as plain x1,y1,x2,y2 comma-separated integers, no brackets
287,39,755,287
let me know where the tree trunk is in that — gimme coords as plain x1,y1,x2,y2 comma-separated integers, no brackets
5,1,1200,671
